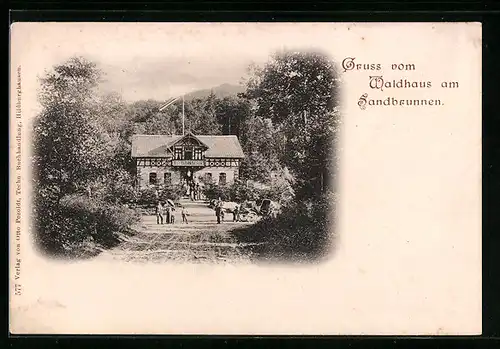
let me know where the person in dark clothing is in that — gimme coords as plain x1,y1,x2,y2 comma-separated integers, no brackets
170,207,176,224
195,183,200,200
233,205,239,222
189,182,195,201
215,204,222,224
155,202,164,225
165,204,171,224
181,206,189,224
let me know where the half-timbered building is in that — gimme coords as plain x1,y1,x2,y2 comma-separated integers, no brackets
131,132,244,188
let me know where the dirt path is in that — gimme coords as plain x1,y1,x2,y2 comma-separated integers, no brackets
98,200,260,264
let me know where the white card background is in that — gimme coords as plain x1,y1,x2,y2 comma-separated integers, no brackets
9,22,481,335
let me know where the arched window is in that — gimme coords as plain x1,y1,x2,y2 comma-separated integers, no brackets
219,172,227,185
149,172,157,185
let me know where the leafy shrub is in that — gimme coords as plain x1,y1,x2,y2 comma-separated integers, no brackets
86,169,138,204
136,187,158,206
233,191,338,263
201,179,232,201
228,180,261,202
33,194,140,258
158,184,185,202
201,177,294,206
92,180,137,204
259,181,294,206
134,184,185,207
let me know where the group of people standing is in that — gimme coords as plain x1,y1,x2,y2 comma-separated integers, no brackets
182,181,201,201
155,201,189,225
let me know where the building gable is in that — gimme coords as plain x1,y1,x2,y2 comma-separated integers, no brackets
168,132,209,151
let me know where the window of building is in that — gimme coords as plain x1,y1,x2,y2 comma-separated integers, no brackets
205,172,212,182
149,172,157,185
219,172,227,185
164,172,172,185
174,147,183,160
194,148,203,160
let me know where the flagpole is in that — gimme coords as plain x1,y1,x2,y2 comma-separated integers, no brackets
182,94,185,136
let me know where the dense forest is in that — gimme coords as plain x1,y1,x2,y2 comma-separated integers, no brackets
32,50,341,261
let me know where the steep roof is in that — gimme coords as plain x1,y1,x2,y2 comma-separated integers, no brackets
131,134,245,158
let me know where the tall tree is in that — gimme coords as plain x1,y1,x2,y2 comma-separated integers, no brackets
128,99,164,123
129,96,222,136
245,50,338,123
244,50,340,197
96,91,129,133
239,115,282,182
184,97,222,135
32,56,115,202
129,99,178,136
215,96,252,137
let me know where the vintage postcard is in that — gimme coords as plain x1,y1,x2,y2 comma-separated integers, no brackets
9,22,481,335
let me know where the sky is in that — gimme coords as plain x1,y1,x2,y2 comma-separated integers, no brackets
96,53,256,101
12,23,354,103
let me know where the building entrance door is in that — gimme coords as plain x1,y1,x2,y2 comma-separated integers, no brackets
181,168,193,184
180,168,196,199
